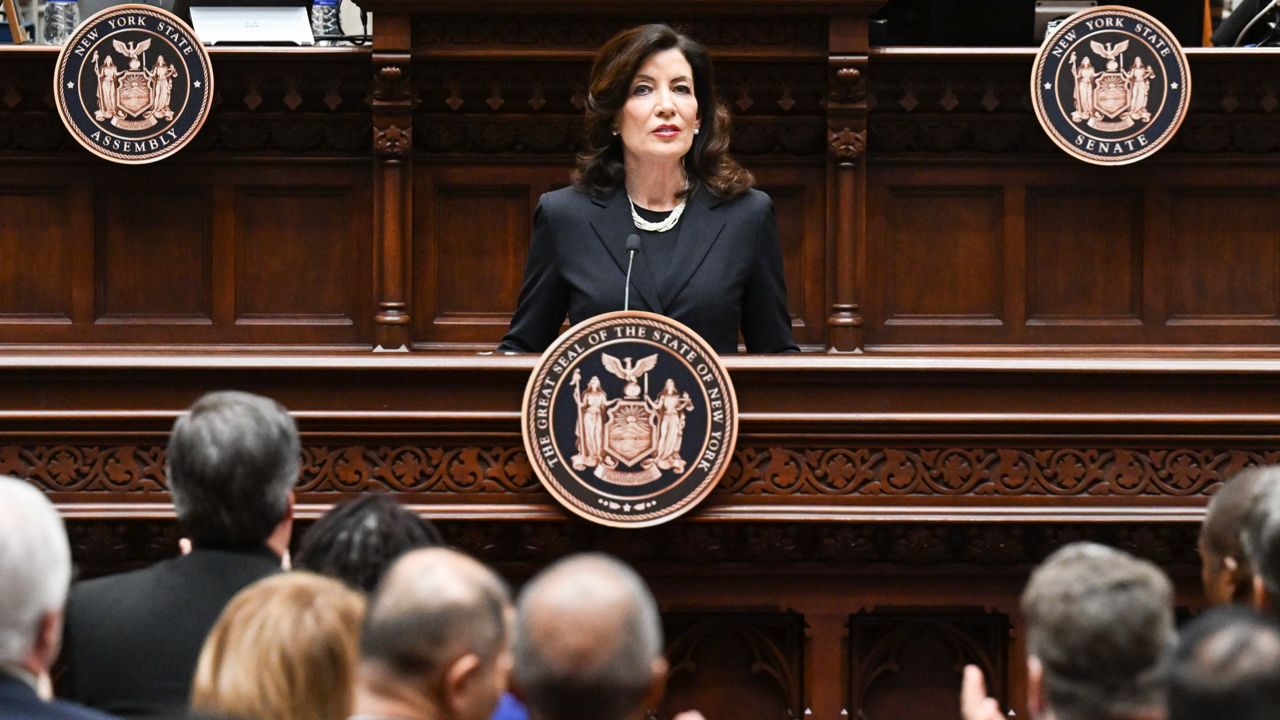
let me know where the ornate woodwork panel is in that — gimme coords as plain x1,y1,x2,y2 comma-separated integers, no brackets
1163,190,1278,323
0,185,80,320
850,612,1008,720
0,163,371,345
11,439,1274,513
411,165,567,347
97,186,212,321
662,615,803,720
235,186,361,321
1026,188,1141,324
873,186,1004,341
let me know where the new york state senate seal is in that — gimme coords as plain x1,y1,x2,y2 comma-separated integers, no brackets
521,312,738,528
54,5,213,164
1032,5,1190,165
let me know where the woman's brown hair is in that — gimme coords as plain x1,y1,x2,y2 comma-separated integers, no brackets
191,572,366,720
574,24,753,200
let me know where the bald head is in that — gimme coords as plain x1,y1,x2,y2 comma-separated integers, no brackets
361,548,511,680
514,553,664,720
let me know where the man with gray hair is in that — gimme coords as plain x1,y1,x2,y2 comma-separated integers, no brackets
353,547,513,720
513,553,668,720
0,476,114,719
962,542,1175,720
60,391,299,717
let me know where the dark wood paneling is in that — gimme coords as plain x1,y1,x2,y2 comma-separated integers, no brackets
851,612,1008,720
874,186,1004,342
235,187,358,320
1026,188,1141,323
412,164,568,347
662,615,803,720
757,167,826,349
1165,190,1279,323
97,187,211,320
0,186,78,320
433,187,530,315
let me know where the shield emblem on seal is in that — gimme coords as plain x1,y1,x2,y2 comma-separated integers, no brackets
1093,73,1130,119
116,71,152,117
605,400,655,466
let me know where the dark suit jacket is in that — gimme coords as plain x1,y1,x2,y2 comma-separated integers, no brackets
498,185,798,354
0,672,116,720
60,547,281,718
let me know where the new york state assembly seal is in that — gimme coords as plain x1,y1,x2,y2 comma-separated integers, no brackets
521,312,738,528
54,5,213,164
1032,5,1190,165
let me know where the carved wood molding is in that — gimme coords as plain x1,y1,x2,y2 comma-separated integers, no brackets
12,441,1272,502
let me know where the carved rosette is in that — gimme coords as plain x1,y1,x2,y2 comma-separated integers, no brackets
374,124,412,159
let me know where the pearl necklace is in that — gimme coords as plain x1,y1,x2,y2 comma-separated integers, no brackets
628,194,686,233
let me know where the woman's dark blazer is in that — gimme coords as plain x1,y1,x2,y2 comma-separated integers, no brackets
498,184,798,354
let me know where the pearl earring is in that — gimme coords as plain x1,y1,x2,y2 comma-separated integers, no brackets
612,129,619,136
693,127,700,135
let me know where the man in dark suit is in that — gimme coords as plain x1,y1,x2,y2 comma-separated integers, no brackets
0,476,115,720
60,391,299,718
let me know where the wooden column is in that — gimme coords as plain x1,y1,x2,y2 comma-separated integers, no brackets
800,611,850,720
371,13,413,350
825,17,870,352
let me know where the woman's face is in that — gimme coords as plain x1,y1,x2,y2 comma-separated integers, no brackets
617,48,700,167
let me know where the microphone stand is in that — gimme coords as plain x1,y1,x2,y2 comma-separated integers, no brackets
623,233,641,311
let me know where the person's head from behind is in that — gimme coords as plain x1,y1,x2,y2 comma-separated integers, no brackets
514,553,666,720
576,23,751,200
167,391,299,551
295,495,444,593
1021,542,1174,720
191,572,365,720
0,476,72,679
1243,473,1280,615
1168,605,1280,720
1200,467,1278,605
359,548,512,720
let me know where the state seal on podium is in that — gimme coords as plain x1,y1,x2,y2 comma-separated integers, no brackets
521,312,738,528
54,4,213,164
1032,5,1190,165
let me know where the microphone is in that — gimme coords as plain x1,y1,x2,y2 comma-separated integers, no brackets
623,233,641,311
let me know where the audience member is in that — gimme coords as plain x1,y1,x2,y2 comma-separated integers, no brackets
190,572,365,720
353,548,512,720
1199,467,1277,604
513,553,667,720
60,391,300,717
1167,604,1280,720
1242,466,1280,615
962,542,1174,720
295,494,444,593
0,476,115,720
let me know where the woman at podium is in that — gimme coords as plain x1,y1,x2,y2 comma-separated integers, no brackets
498,24,798,355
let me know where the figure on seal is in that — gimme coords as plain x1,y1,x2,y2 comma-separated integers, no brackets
571,373,612,470
1069,53,1097,122
150,55,179,121
649,378,693,472
1127,56,1155,122
92,53,119,121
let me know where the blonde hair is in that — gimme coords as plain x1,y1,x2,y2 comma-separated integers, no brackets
191,572,365,720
